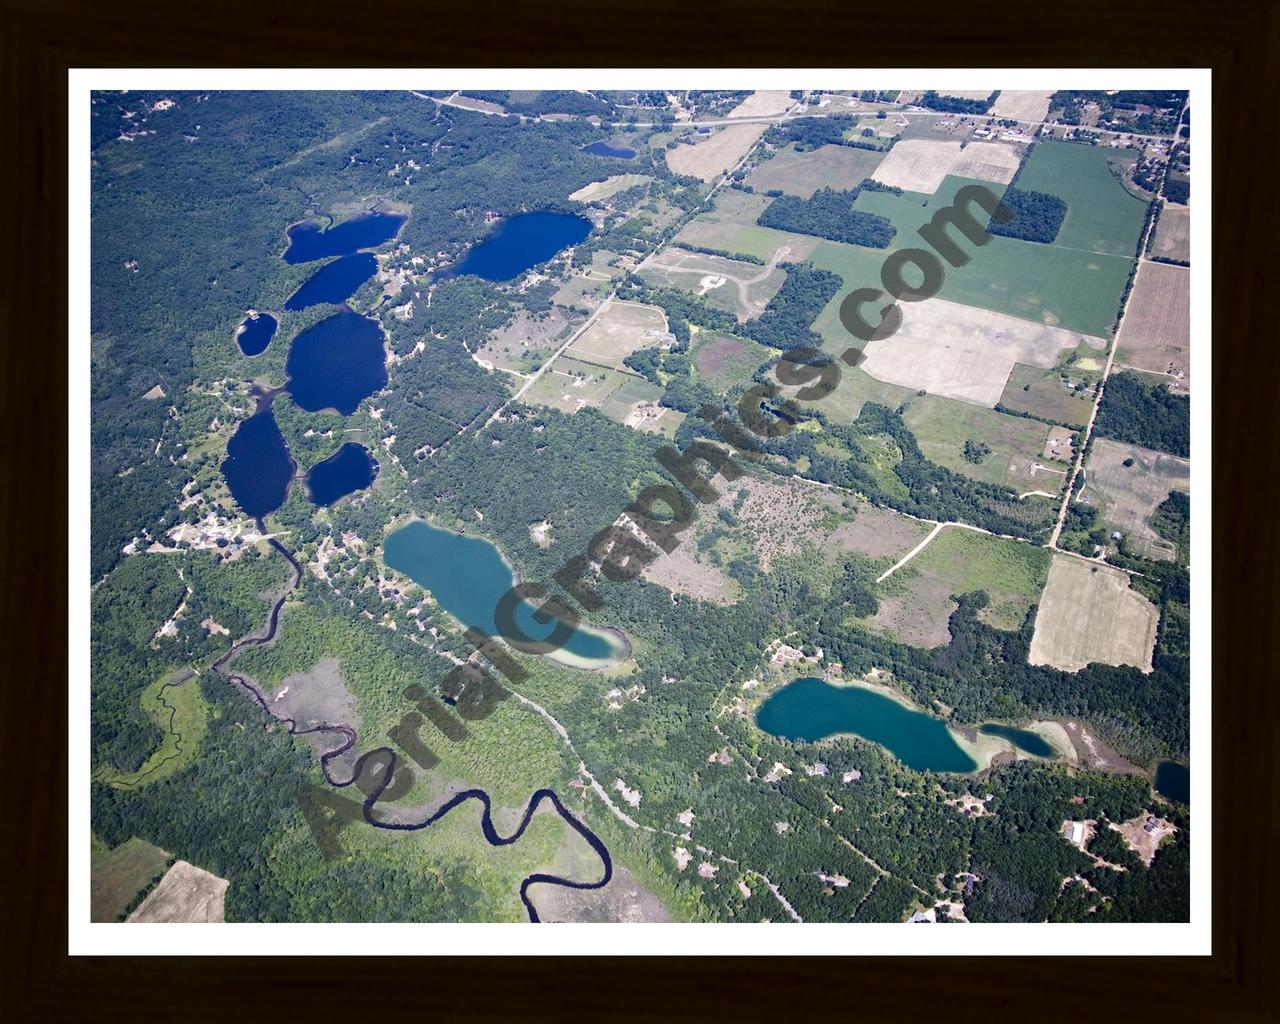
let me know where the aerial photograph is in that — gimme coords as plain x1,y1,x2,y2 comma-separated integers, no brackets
85,84,1196,932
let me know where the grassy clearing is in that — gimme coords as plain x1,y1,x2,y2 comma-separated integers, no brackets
674,189,819,262
91,836,170,922
1083,438,1191,562
692,332,774,392
909,526,1051,630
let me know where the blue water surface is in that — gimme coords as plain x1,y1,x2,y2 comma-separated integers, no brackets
307,443,378,506
236,313,277,356
442,211,592,282
284,253,378,310
221,409,293,517
283,211,406,264
285,311,388,415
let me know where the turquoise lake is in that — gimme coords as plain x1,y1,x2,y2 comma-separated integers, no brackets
755,677,977,772
978,723,1055,757
383,520,622,663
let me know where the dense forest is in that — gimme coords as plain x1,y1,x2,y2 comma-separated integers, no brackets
917,91,999,114
988,188,1068,243
758,187,897,248
1095,372,1191,457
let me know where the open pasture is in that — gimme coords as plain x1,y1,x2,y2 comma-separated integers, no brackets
566,299,669,370
1115,261,1191,391
857,296,1105,407
1083,438,1190,561
998,358,1099,427
666,124,765,182
864,526,1051,647
1029,555,1159,672
1150,202,1191,263
92,837,170,922
692,332,774,391
569,173,650,203
900,392,1063,491
674,188,820,262
747,143,885,198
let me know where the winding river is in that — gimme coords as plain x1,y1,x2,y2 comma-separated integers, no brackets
210,534,611,922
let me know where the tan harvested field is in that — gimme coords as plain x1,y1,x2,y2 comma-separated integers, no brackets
126,860,229,923
871,138,1020,193
639,246,786,321
569,173,650,203
566,300,669,369
859,297,1105,407
450,94,505,114
1150,203,1190,263
1083,438,1190,561
746,143,886,198
1029,556,1159,673
1115,262,1191,391
951,142,1023,185
477,307,582,374
727,90,795,119
990,90,1053,122
666,124,766,182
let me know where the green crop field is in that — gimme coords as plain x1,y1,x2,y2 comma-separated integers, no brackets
1013,141,1148,257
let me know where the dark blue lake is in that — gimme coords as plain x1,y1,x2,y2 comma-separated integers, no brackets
283,211,406,264
755,677,977,772
1155,761,1190,805
443,211,592,282
978,723,1056,757
221,409,293,518
307,443,378,506
383,520,625,665
236,313,277,357
285,311,387,415
582,141,637,159
284,253,378,311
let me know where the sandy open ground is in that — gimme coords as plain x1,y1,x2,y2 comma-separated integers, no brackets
1083,438,1190,561
990,90,1053,122
666,124,765,182
126,860,228,923
871,139,1020,193
727,90,795,119
859,296,1105,407
1115,261,1191,391
1028,556,1159,673
569,174,650,203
